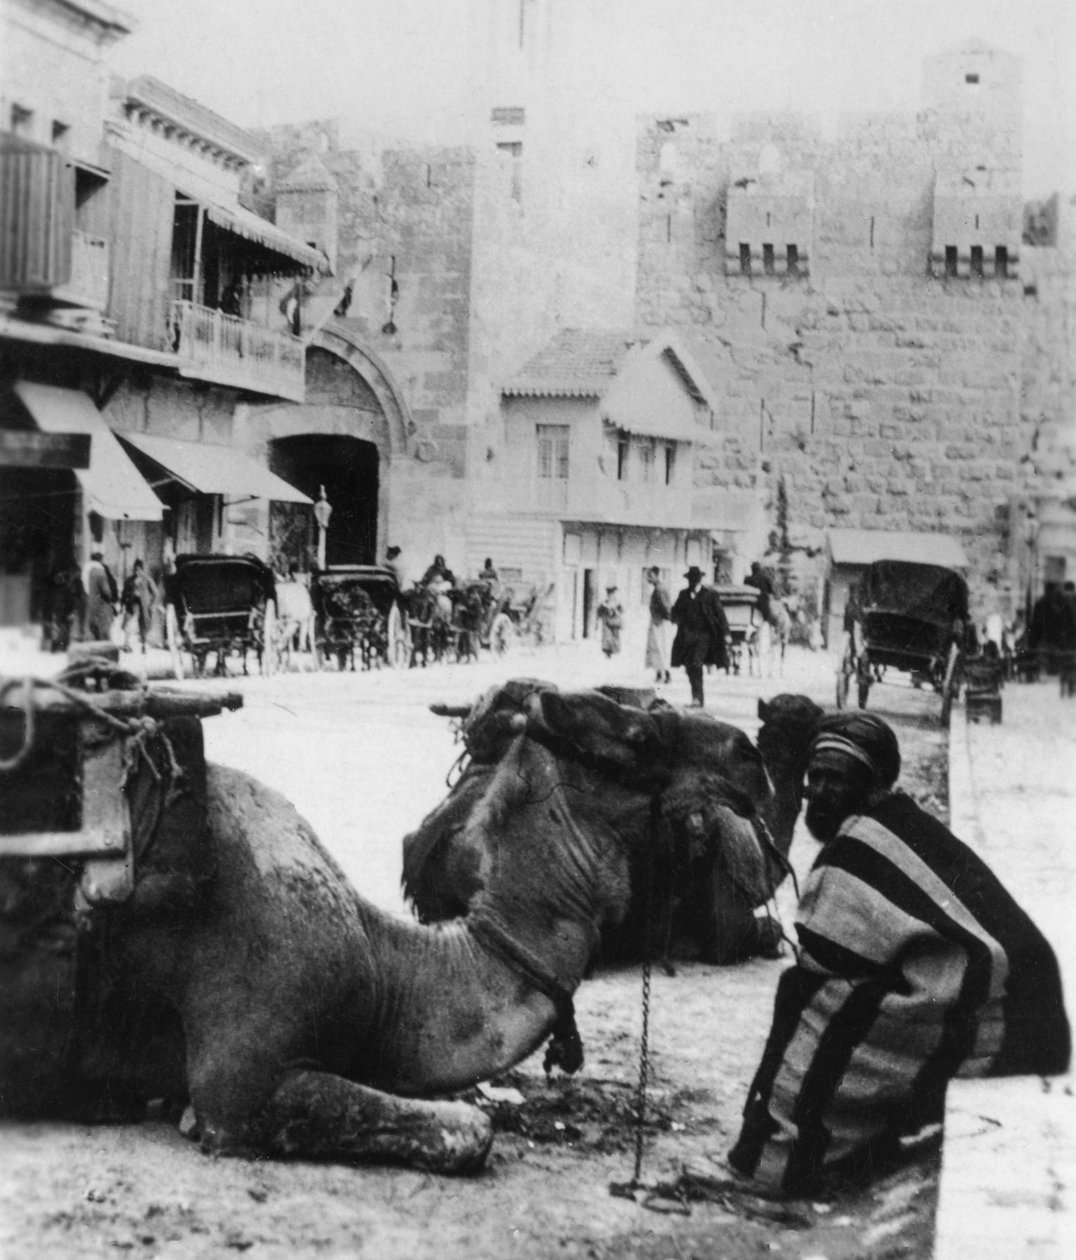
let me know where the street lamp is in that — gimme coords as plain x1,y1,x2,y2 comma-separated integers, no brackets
314,485,332,570
1024,507,1038,627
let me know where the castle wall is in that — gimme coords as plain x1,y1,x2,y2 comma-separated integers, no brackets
634,44,1051,624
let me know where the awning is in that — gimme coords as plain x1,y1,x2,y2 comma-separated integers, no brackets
826,529,968,569
601,415,722,445
202,202,326,273
117,432,312,504
12,381,163,520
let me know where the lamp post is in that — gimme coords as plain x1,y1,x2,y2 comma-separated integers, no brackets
314,485,332,570
1024,507,1038,629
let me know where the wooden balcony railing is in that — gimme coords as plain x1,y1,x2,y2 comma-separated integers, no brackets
170,300,306,402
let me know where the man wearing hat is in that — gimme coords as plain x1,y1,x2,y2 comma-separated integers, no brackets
728,712,1070,1197
670,566,730,706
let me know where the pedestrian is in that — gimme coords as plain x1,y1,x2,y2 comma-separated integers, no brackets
44,557,85,651
85,550,118,642
645,566,672,684
596,584,623,658
422,553,455,588
121,558,158,653
670,566,730,706
744,560,776,624
728,711,1070,1198
479,557,500,585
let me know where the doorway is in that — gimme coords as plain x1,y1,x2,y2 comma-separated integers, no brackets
582,567,596,639
269,435,379,568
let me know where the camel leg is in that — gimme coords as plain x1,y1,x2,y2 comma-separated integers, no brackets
263,1070,493,1175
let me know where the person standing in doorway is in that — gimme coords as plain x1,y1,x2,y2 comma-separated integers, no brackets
671,566,730,706
645,566,672,684
596,584,623,658
85,551,118,643
121,558,159,653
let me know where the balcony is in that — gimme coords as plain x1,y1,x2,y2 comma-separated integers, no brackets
170,300,306,403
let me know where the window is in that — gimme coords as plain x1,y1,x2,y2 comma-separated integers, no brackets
762,243,775,275
739,243,751,276
995,245,1009,278
537,424,569,481
965,73,980,85
945,246,958,277
51,121,70,151
970,245,984,277
10,104,33,137
496,141,523,203
617,435,629,481
787,243,800,276
664,444,676,486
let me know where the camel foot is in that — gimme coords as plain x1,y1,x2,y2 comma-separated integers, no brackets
264,1070,493,1174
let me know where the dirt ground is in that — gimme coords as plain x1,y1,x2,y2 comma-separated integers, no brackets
0,689,949,1260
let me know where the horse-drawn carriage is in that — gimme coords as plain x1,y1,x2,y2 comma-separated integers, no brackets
836,558,971,725
165,554,276,680
715,585,765,675
310,565,407,670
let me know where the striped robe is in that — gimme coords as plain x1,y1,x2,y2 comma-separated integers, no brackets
730,791,1070,1195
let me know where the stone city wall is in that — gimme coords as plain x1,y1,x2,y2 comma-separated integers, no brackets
634,93,1050,623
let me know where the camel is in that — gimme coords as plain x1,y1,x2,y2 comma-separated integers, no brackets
0,684,772,1175
403,689,823,966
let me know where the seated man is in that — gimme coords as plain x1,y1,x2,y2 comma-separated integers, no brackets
729,712,1070,1197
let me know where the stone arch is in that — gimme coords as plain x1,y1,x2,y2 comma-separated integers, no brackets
242,322,414,570
310,322,414,458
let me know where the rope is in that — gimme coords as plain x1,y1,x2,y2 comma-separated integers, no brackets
0,678,35,773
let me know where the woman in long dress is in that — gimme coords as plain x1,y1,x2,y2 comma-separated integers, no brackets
596,585,623,657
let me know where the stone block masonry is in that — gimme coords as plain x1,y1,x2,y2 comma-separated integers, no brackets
634,43,1070,622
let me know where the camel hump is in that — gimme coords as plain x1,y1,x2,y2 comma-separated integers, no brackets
205,764,346,883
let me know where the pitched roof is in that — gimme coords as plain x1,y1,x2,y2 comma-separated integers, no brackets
502,330,642,398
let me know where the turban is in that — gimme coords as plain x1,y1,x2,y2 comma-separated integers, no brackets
807,712,901,790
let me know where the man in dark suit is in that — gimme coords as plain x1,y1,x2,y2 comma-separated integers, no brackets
671,566,730,707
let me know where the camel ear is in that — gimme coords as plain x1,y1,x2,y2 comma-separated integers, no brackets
758,698,771,722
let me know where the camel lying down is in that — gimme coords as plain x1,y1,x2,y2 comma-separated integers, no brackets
404,684,822,966
1,684,776,1174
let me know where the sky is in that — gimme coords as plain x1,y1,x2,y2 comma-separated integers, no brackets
110,0,1075,196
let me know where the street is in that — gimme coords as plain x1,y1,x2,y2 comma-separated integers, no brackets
0,630,985,1259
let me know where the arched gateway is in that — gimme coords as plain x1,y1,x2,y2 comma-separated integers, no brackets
253,324,413,571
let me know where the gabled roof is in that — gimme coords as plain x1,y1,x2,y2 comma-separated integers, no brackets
502,329,641,398
502,327,720,411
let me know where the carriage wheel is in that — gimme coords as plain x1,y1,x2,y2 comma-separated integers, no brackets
940,643,961,727
260,600,277,676
491,612,515,657
386,604,408,669
165,604,185,681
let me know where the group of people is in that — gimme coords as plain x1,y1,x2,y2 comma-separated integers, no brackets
46,552,159,653
600,560,784,707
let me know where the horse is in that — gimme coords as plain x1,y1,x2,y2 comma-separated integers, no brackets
404,585,454,666
273,577,315,672
1,683,774,1174
402,685,823,967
